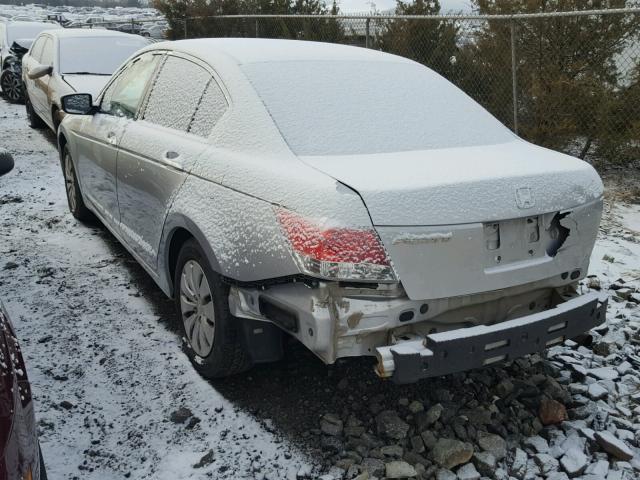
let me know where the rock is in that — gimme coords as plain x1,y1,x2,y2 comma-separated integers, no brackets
408,400,424,414
547,473,569,480
3,261,18,270
385,461,417,478
431,438,474,469
584,459,609,476
586,276,601,290
425,403,444,425
509,448,528,479
361,458,384,477
588,367,619,381
381,445,403,457
594,431,634,461
587,383,609,400
524,435,549,454
456,463,481,480
410,435,425,453
193,449,214,468
169,407,192,424
472,452,496,477
321,435,343,453
533,453,560,476
495,379,514,397
420,430,437,449
59,400,74,410
376,410,410,440
326,466,346,480
560,447,588,477
539,398,568,425
477,431,507,460
436,469,457,480
321,414,344,436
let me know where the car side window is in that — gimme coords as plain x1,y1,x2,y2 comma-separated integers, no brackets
29,37,45,63
101,53,160,119
142,56,213,133
40,38,53,66
188,78,228,137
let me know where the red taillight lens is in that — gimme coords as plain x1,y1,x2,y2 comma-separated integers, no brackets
277,209,396,282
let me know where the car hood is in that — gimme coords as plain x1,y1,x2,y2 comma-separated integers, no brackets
300,139,604,226
62,74,110,97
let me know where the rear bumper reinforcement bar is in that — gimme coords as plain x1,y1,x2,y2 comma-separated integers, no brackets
375,291,608,384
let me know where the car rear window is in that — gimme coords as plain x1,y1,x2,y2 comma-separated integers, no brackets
241,60,514,156
59,36,148,75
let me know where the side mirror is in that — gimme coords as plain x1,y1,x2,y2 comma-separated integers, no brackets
0,150,14,177
61,93,95,115
28,64,53,79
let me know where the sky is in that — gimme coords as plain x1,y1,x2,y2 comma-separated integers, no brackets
337,0,474,13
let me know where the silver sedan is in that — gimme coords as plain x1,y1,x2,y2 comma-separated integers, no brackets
57,39,606,383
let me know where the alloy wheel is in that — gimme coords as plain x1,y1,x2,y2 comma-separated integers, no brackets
64,154,77,213
179,260,215,357
1,72,21,102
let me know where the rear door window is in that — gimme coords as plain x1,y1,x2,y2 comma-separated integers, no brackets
188,78,228,137
142,55,225,135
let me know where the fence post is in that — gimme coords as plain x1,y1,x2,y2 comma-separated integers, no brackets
131,17,135,33
255,19,259,38
510,18,518,135
365,17,371,48
184,17,188,39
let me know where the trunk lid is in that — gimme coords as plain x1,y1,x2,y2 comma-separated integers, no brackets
301,140,602,226
302,140,604,300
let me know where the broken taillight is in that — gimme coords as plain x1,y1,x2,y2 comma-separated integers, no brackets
276,208,396,282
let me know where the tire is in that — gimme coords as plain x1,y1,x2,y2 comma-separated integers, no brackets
39,443,48,480
174,239,252,378
0,70,23,103
52,108,62,133
25,95,45,129
62,146,92,222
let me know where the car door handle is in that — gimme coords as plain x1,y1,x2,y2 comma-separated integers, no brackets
164,151,180,160
106,132,117,145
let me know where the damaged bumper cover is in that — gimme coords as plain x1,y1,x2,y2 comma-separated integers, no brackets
376,291,607,384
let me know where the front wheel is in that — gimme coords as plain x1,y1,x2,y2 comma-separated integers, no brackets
25,95,45,129
0,70,23,103
174,239,252,378
62,146,92,222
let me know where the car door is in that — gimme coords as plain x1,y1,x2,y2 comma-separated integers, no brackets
116,53,229,269
30,35,53,120
22,36,44,102
74,52,162,229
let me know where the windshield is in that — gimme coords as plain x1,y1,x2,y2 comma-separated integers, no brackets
8,24,55,44
59,36,148,75
242,60,515,156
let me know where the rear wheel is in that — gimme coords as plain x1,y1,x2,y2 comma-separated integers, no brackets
62,146,92,222
0,70,23,103
39,443,48,480
25,95,44,129
174,239,252,378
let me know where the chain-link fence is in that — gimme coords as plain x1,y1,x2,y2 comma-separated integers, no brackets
78,9,640,165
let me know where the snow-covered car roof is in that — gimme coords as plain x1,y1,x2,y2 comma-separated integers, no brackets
149,37,414,66
36,28,145,39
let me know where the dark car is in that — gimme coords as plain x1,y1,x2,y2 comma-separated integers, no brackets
0,150,47,480
0,40,32,103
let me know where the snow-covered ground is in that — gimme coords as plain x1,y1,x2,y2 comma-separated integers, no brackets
0,102,313,479
1,98,640,480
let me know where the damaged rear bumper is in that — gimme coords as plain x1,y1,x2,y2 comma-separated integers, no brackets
375,291,607,384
